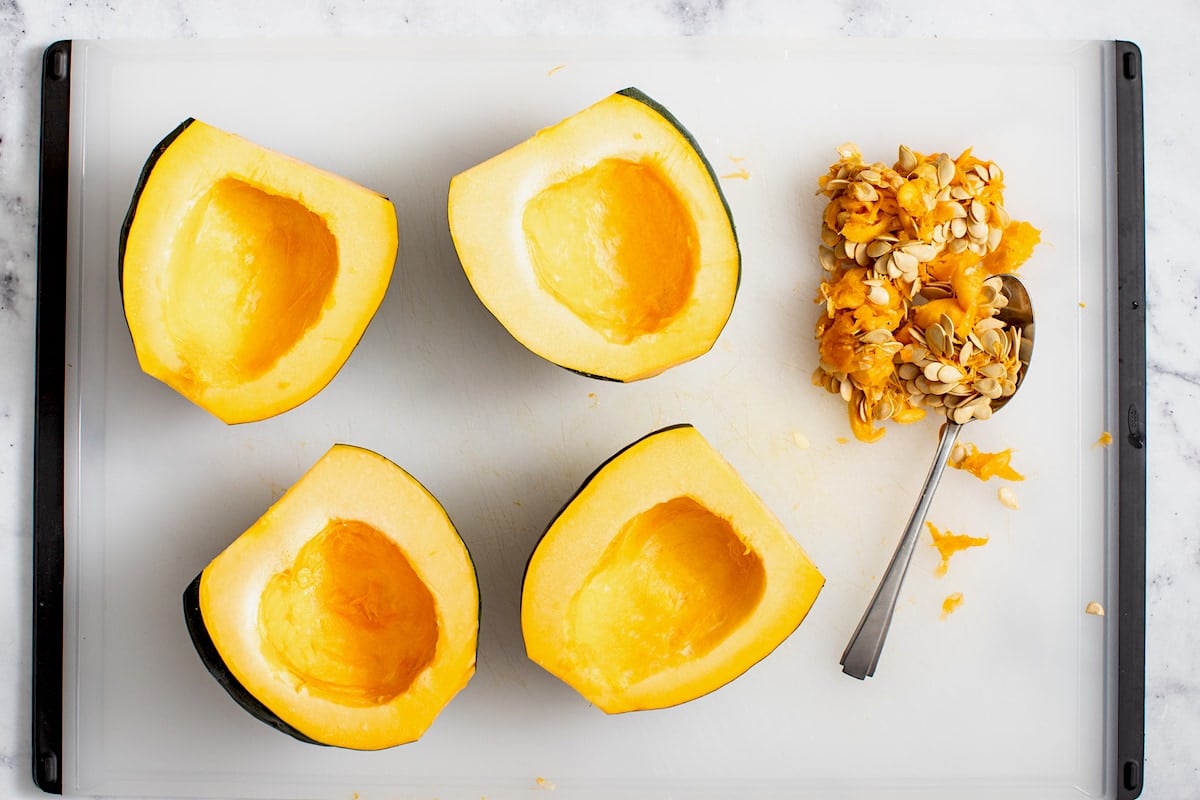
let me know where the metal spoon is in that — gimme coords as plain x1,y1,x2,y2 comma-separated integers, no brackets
840,274,1034,680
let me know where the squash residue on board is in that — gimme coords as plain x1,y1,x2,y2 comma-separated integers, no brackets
948,441,1024,482
927,521,988,577
721,156,750,181
941,592,965,619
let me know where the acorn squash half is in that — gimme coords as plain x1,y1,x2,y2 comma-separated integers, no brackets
120,120,398,424
521,425,823,713
447,89,740,382
183,444,478,749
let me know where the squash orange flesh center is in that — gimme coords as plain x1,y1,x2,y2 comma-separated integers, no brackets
257,518,438,707
522,157,699,344
166,177,339,385
566,496,766,688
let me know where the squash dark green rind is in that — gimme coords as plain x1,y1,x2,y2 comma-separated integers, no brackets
182,573,325,747
117,118,196,297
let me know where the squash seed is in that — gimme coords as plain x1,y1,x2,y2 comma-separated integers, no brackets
970,199,988,223
852,181,880,202
998,486,1020,509
951,403,977,424
836,142,860,159
936,154,956,187
866,240,894,259
858,328,891,345
819,246,837,271
976,377,1003,398
973,316,1006,334
979,328,1003,357
919,283,953,301
890,249,919,274
938,314,957,340
937,364,965,384
899,242,941,262
958,339,974,366
979,362,1007,379
926,324,947,357
854,242,871,267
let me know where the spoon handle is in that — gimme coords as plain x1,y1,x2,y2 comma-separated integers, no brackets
840,421,963,679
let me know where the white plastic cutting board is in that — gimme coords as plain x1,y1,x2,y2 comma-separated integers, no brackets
60,37,1119,799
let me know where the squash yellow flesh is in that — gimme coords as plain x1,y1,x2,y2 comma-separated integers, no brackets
166,178,339,385
197,445,477,749
522,425,823,713
122,120,398,423
524,157,699,344
258,518,439,707
567,496,767,688
448,89,739,382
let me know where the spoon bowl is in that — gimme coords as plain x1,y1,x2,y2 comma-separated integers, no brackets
988,273,1035,413
840,274,1034,680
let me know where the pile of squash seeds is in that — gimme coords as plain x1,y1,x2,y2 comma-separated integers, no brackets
811,143,1040,441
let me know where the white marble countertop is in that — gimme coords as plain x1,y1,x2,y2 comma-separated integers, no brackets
1,1,1196,798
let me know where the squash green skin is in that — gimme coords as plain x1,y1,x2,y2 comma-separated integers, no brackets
117,118,196,297
182,574,325,747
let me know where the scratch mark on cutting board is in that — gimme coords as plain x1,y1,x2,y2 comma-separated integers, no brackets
0,270,17,311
